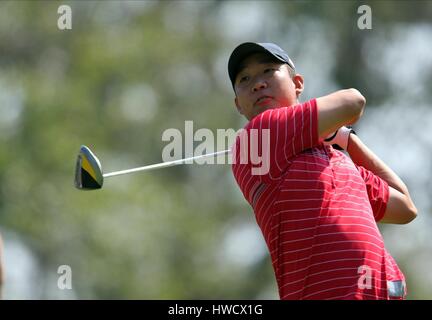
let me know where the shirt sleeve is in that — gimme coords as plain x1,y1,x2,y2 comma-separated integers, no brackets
237,99,321,184
355,165,390,222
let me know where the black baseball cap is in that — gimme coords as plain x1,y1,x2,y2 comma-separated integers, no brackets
228,42,296,89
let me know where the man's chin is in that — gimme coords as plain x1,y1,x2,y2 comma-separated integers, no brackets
248,105,274,120
255,104,278,113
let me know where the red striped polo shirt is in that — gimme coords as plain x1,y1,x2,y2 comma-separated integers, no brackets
231,98,406,300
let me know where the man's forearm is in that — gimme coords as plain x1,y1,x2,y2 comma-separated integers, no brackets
347,134,413,200
347,133,417,224
317,88,365,139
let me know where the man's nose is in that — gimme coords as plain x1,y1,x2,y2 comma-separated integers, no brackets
252,78,267,92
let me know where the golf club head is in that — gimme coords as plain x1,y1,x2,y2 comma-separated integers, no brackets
74,145,104,190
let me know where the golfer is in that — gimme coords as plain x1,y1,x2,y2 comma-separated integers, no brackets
228,42,417,300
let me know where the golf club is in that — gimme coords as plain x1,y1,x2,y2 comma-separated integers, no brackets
74,145,231,190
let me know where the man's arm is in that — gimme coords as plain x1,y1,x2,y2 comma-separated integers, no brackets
316,88,365,138
347,134,418,224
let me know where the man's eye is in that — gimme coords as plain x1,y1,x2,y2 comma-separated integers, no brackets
239,75,249,83
264,68,276,73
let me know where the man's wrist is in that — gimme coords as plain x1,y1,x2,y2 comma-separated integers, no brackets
346,130,360,155
323,126,355,150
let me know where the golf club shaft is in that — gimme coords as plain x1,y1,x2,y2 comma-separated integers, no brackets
103,149,232,178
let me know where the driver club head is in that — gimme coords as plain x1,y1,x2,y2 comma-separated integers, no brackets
74,145,104,190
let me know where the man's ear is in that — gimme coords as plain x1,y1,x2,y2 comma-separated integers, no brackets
293,74,304,98
235,97,243,115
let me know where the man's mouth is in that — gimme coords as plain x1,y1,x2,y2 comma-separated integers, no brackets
255,96,273,106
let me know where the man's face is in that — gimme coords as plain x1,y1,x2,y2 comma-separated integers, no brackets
234,52,304,121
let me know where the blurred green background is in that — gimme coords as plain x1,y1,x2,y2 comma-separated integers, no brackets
0,0,431,299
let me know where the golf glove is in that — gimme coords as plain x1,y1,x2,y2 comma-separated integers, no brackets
323,126,356,151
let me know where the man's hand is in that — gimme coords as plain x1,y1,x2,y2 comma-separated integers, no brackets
323,126,355,150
